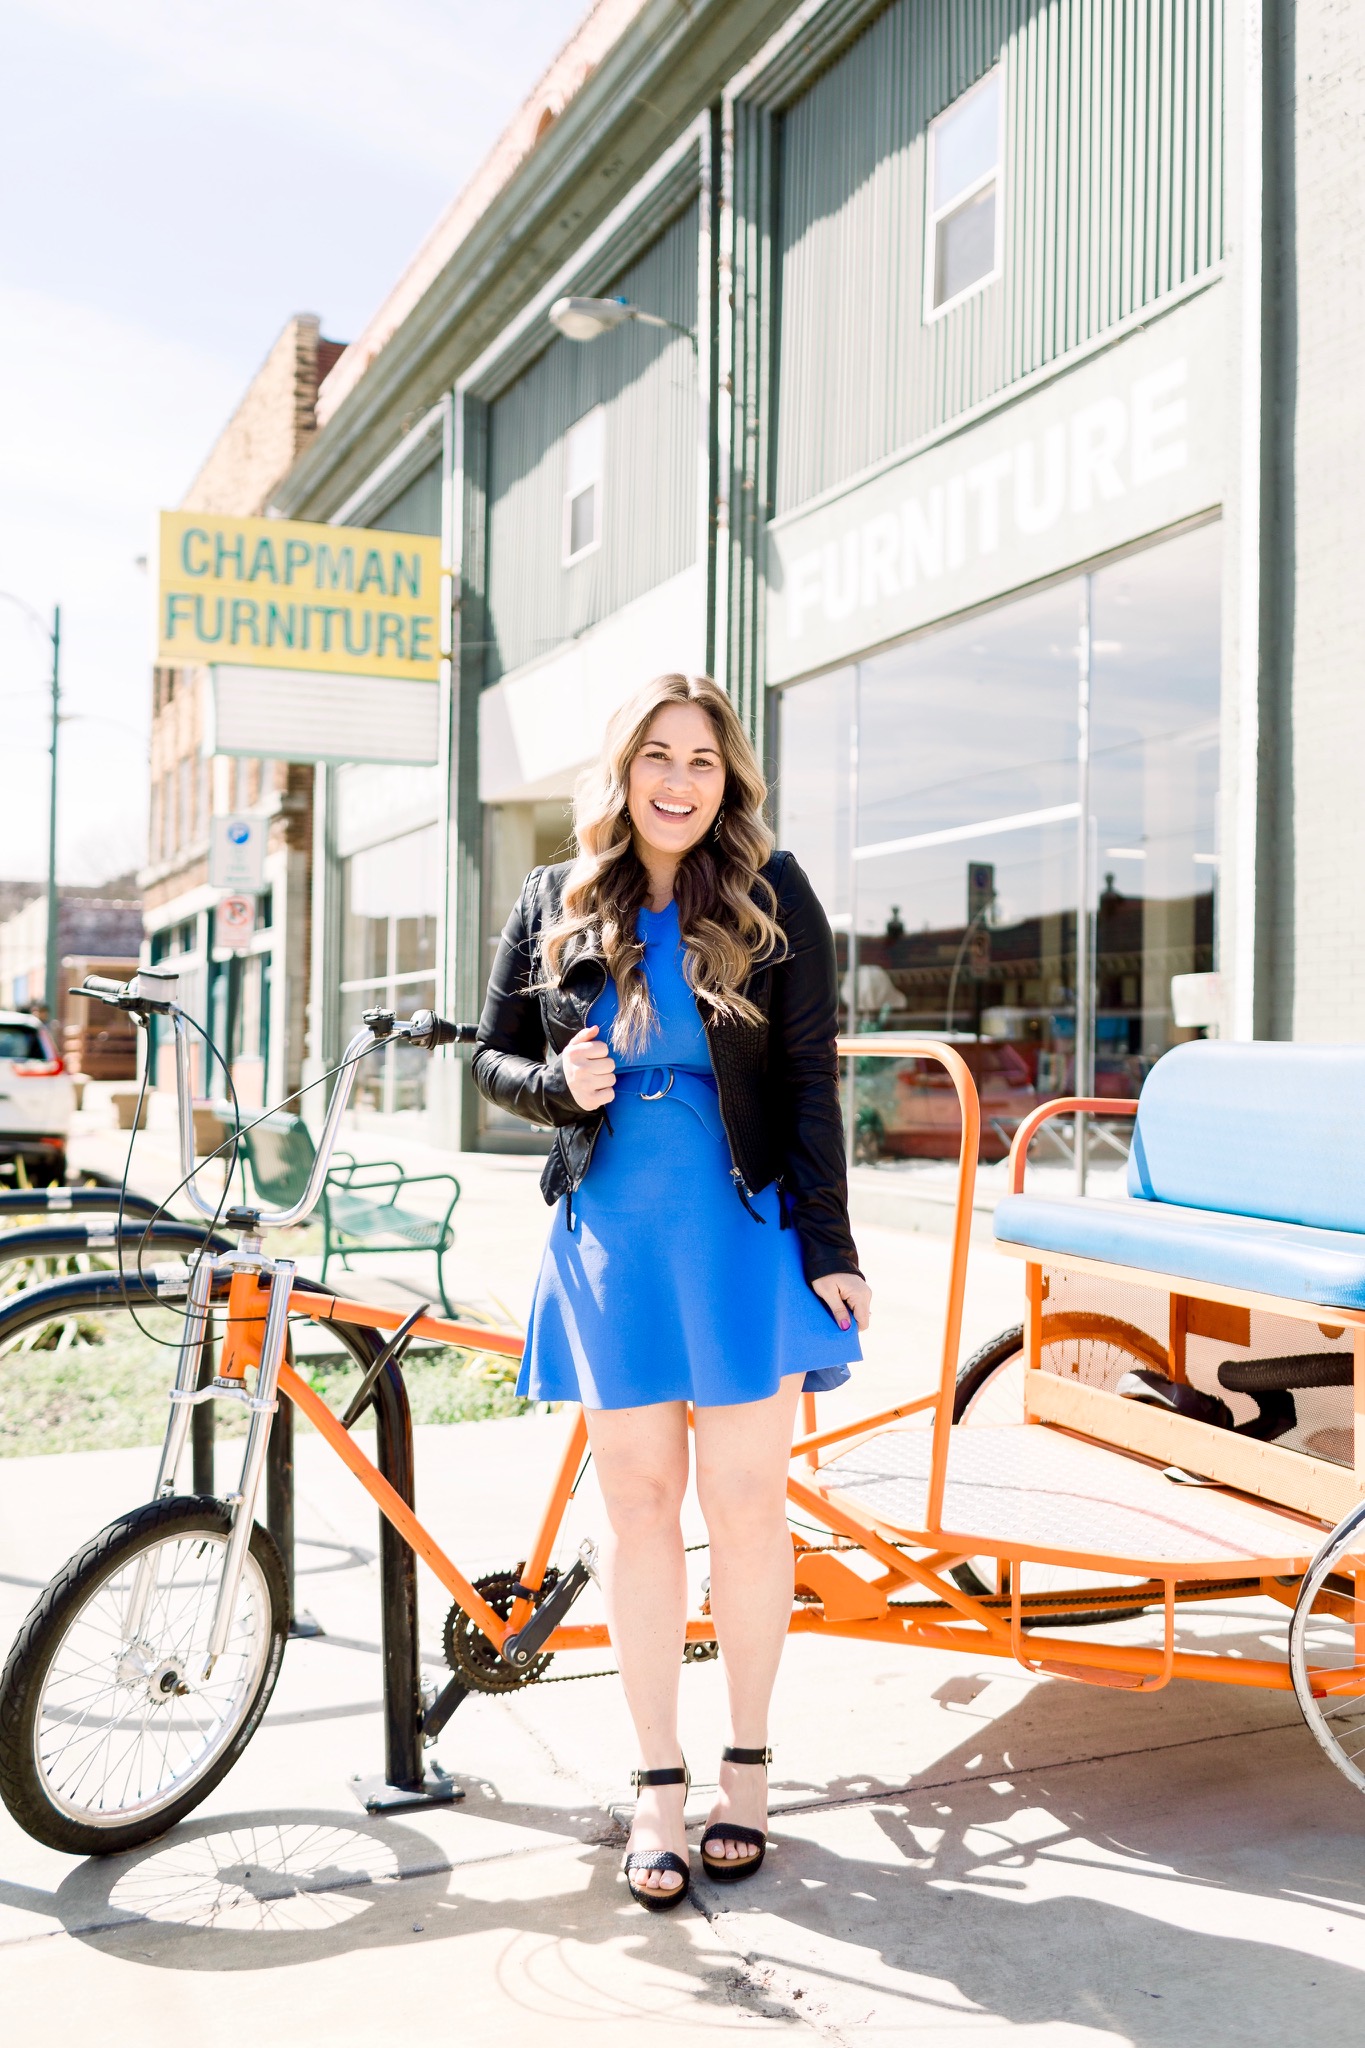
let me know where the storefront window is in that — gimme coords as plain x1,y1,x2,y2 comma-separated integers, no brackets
340,824,439,1118
774,521,1220,1178
207,949,271,1109
478,799,574,1140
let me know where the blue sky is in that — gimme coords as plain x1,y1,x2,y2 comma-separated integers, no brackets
0,0,588,881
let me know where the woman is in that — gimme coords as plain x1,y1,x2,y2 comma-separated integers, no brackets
473,673,871,1911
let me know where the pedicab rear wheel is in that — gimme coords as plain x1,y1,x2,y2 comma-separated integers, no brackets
948,1318,1167,1620
953,1314,1171,1434
1289,1501,1365,1792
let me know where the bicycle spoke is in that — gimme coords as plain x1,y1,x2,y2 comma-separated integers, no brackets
33,1521,273,1827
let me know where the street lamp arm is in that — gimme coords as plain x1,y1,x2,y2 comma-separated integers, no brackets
0,588,56,644
624,307,698,346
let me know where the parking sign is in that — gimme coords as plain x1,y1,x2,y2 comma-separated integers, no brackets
214,894,257,952
209,813,267,891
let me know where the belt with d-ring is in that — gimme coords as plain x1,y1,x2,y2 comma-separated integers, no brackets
615,1065,724,1141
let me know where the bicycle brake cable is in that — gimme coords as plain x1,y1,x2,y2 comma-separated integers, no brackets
114,1032,381,1350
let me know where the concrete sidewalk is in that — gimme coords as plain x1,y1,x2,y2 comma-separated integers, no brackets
3,1403,1365,2044
0,1100,1353,2040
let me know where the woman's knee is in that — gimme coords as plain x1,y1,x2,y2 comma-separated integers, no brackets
697,1478,789,1552
598,1467,686,1543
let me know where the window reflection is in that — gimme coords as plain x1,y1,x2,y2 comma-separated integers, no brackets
774,521,1220,1174
340,824,440,1119
1090,522,1220,1081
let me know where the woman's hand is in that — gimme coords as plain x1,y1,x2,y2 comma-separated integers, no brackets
561,1024,617,1112
811,1272,872,1333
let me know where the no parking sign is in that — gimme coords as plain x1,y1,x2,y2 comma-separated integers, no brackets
214,894,257,952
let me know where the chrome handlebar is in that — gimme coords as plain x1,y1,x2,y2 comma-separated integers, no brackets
72,974,477,1231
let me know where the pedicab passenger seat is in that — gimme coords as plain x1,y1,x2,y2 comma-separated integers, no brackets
993,1041,1365,1311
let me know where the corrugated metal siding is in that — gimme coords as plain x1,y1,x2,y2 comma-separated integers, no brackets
728,99,779,750
484,201,700,684
774,0,1223,513
368,458,443,536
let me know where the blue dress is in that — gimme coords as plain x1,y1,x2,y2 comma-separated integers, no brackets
518,901,860,1409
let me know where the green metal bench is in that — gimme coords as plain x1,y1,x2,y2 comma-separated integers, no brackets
239,1113,461,1316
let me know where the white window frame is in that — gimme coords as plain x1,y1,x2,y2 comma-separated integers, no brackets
562,404,605,566
924,64,1004,323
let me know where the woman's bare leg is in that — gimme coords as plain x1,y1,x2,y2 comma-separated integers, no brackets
693,1373,804,1862
584,1399,691,1894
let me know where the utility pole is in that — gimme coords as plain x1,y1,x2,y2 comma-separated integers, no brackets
44,605,61,1021
0,590,62,1022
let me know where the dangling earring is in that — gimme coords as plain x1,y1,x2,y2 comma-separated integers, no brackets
712,804,725,844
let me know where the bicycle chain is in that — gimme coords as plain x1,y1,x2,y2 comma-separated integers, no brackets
446,1542,848,1694
535,1665,618,1684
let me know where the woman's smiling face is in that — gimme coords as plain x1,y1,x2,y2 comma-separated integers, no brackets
627,702,726,859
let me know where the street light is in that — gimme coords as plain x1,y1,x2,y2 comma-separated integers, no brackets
549,295,696,350
0,592,60,1020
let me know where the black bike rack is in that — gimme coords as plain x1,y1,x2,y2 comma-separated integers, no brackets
0,1184,161,1222
348,1337,462,1814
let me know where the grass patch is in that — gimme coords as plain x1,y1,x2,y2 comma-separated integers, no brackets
0,1311,530,1458
293,1350,531,1430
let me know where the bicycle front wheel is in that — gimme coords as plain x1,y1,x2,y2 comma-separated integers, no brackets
0,1495,287,1855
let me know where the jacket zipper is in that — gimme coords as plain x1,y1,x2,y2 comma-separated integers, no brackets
700,1008,768,1227
559,955,609,1214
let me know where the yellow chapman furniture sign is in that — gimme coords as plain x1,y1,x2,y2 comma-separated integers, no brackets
157,511,443,681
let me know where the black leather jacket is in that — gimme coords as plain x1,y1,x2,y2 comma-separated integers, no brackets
472,852,861,1284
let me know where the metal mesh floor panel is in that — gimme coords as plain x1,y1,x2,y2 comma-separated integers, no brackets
815,1423,1323,1569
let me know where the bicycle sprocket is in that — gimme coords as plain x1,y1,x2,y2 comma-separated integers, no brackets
443,1568,560,1693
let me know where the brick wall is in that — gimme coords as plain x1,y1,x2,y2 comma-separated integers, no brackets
182,315,328,518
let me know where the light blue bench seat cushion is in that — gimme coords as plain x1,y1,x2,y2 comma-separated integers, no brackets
1126,1040,1365,1231
993,1192,1365,1311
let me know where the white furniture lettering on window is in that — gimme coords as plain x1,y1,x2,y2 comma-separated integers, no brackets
563,404,605,565
926,66,1002,318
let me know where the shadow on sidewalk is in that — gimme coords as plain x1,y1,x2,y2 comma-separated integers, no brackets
4,1654,1364,2041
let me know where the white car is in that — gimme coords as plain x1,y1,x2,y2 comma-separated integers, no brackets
0,1011,75,1186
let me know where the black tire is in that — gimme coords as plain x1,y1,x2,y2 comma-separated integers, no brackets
949,1327,1025,1597
952,1324,1025,1425
0,1495,287,1856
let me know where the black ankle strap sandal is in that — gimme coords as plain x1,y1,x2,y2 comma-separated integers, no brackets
700,1746,771,1884
623,1763,691,1913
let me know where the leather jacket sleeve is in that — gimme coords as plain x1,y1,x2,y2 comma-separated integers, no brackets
471,869,588,1129
769,854,863,1284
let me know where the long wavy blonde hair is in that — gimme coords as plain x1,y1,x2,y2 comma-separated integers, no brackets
538,673,785,1057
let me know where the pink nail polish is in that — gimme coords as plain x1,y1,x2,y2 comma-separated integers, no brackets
839,1317,850,1331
